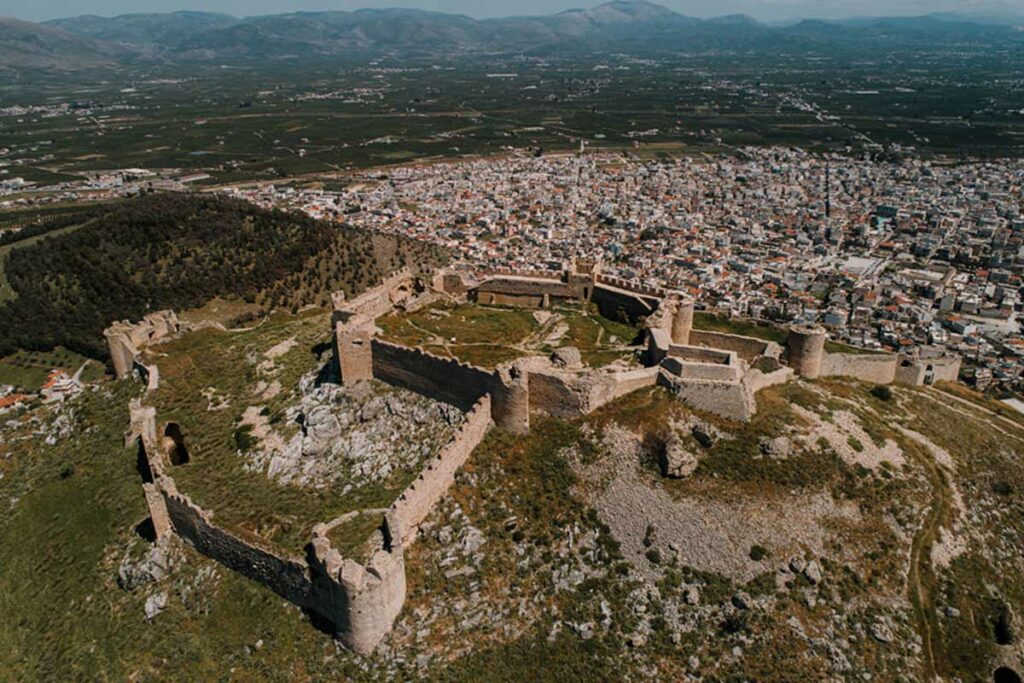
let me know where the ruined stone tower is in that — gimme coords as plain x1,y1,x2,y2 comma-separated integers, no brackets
787,325,828,379
491,363,530,435
671,299,695,345
336,324,374,386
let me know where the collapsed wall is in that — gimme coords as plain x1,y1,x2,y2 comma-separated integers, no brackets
104,311,181,379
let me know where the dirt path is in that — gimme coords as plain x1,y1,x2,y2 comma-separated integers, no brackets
928,387,1024,443
900,425,956,681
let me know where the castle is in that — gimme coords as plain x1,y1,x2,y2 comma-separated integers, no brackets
108,260,961,655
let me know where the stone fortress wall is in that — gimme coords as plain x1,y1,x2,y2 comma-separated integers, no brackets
108,256,964,657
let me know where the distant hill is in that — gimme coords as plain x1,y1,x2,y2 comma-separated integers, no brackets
45,11,239,47
0,17,130,72
2,1,1018,71
0,194,447,360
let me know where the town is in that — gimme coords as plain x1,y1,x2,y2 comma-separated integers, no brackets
231,149,1024,397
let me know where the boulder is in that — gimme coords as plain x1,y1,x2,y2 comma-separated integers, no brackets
660,433,698,478
551,346,583,369
760,436,793,460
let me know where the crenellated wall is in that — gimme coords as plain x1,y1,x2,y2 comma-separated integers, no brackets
160,478,316,608
388,396,493,544
689,330,781,362
371,340,493,411
310,514,407,655
820,352,898,384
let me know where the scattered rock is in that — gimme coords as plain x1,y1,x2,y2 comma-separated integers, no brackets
732,591,752,610
870,619,894,643
118,538,178,591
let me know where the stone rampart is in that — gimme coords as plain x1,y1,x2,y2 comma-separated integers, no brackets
746,366,795,394
474,276,581,308
667,344,736,366
689,330,782,362
594,274,668,299
310,514,406,655
389,396,493,544
592,283,656,323
104,310,181,379
160,477,315,608
820,352,898,384
894,354,962,386
657,371,756,422
479,267,563,281
527,365,660,419
334,268,415,323
661,357,744,383
371,340,493,411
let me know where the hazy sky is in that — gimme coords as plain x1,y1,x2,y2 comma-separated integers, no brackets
7,0,1022,23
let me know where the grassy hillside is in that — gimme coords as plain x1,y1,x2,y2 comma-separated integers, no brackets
0,193,447,361
1,354,1021,680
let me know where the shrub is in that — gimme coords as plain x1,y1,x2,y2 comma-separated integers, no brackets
870,385,893,401
749,545,769,562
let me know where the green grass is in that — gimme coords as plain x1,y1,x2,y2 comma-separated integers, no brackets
0,347,104,390
147,310,423,557
692,312,787,344
327,512,386,564
378,302,639,370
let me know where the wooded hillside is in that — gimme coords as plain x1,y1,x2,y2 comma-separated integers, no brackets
0,193,447,360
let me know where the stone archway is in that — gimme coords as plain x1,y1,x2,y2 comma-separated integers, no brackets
162,423,190,466
995,667,1022,683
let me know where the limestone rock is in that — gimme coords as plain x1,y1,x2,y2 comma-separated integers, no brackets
660,433,698,479
118,538,178,591
759,436,793,460
144,591,168,621
690,421,718,449
804,559,823,585
551,346,583,369
732,591,752,610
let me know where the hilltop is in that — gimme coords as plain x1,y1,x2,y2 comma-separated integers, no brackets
0,304,1021,680
0,194,447,361
1,261,1021,680
0,1,1011,72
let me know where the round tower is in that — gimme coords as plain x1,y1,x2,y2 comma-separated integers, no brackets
671,299,695,346
787,325,828,379
492,363,530,435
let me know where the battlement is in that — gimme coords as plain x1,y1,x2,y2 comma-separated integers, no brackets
595,273,669,299
478,267,563,281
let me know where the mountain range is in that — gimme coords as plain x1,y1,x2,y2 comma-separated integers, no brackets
1,0,1021,72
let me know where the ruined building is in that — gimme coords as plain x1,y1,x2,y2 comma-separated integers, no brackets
108,260,962,655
